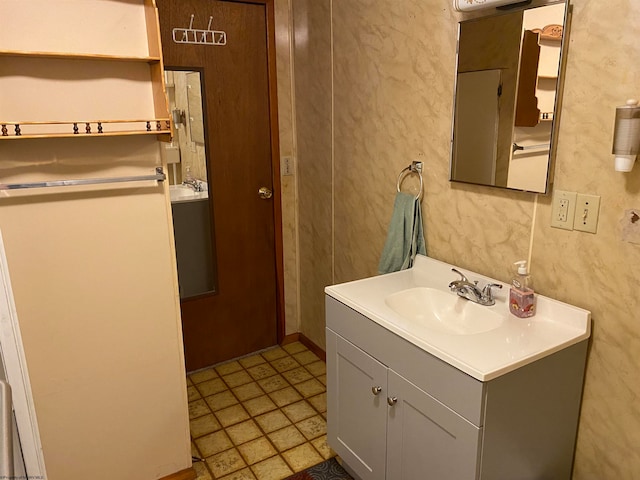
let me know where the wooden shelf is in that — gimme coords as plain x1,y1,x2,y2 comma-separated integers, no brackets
0,49,161,64
0,119,171,140
0,0,171,142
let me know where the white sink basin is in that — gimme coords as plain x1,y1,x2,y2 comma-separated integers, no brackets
385,287,504,335
169,184,208,203
325,254,591,381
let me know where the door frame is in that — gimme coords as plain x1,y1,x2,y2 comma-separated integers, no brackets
244,0,286,344
0,229,47,478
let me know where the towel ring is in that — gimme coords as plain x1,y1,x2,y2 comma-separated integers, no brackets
396,161,423,200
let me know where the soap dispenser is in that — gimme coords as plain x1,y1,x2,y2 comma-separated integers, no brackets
509,260,535,318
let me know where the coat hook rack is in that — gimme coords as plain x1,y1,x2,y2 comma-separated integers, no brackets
172,14,227,46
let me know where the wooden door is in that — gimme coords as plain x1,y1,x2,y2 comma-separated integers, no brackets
157,0,282,370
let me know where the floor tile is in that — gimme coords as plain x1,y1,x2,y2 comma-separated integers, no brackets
189,399,212,420
188,386,202,402
294,379,325,398
205,390,239,412
233,382,265,402
261,347,288,361
190,414,222,438
268,425,306,452
268,386,302,408
270,356,300,373
292,350,320,366
239,354,267,369
223,370,253,388
296,415,327,440
251,455,293,480
282,367,313,385
282,443,323,472
215,404,250,428
311,435,334,460
304,361,326,377
282,342,307,354
216,360,244,376
196,430,233,457
226,419,263,446
206,448,247,478
307,393,327,413
237,437,277,465
247,363,278,381
257,374,289,393
254,410,292,434
190,368,219,384
192,460,213,480
243,395,277,417
197,378,228,397
219,467,257,480
282,400,316,423
189,346,332,480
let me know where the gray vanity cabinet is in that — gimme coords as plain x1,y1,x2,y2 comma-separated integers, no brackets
326,296,588,480
327,330,480,480
386,369,481,480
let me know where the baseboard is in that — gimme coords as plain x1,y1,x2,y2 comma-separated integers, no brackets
159,467,196,480
282,333,326,362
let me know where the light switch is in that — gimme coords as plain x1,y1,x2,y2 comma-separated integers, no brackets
573,194,601,233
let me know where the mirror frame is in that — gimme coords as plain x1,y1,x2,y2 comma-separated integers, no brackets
449,0,571,194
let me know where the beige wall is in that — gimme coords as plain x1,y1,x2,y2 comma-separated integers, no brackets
275,0,300,336
0,138,191,480
285,0,640,477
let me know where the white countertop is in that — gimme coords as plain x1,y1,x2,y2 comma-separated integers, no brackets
325,255,591,381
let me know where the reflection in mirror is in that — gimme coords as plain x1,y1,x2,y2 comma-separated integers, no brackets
163,69,217,299
450,2,568,193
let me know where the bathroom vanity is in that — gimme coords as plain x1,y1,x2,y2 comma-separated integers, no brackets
325,255,590,480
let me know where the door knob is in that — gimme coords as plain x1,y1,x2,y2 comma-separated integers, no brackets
371,386,382,395
258,186,273,199
387,396,398,406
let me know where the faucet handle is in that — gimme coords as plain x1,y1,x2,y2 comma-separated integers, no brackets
450,268,469,283
481,283,503,302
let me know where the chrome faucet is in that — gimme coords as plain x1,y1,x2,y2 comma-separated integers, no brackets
448,268,502,306
183,178,203,192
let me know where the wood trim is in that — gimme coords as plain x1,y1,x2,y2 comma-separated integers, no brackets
224,0,284,345
262,0,285,344
531,24,563,42
158,467,197,480
282,333,326,362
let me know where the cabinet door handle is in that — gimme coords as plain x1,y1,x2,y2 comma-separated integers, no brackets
387,396,398,406
371,386,382,395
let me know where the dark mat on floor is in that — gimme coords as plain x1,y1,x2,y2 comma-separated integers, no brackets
285,458,353,480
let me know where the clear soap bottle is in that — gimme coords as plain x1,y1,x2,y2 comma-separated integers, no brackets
509,260,535,318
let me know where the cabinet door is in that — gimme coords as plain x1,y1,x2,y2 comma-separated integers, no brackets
386,370,481,480
327,330,388,480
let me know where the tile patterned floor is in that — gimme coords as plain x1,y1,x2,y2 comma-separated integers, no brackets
187,342,334,480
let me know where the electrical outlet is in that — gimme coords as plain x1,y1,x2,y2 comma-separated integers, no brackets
573,194,601,233
550,190,577,230
281,156,294,176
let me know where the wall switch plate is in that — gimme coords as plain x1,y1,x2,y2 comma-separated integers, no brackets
281,156,294,176
551,190,577,230
573,194,601,233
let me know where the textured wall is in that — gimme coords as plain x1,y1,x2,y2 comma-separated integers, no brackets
292,0,333,348
288,0,640,477
274,0,299,335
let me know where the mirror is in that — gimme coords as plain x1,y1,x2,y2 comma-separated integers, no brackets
163,69,217,299
450,2,568,193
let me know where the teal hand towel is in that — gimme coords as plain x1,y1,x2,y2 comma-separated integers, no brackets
378,192,426,274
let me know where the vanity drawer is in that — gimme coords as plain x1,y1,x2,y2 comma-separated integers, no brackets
326,295,486,426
